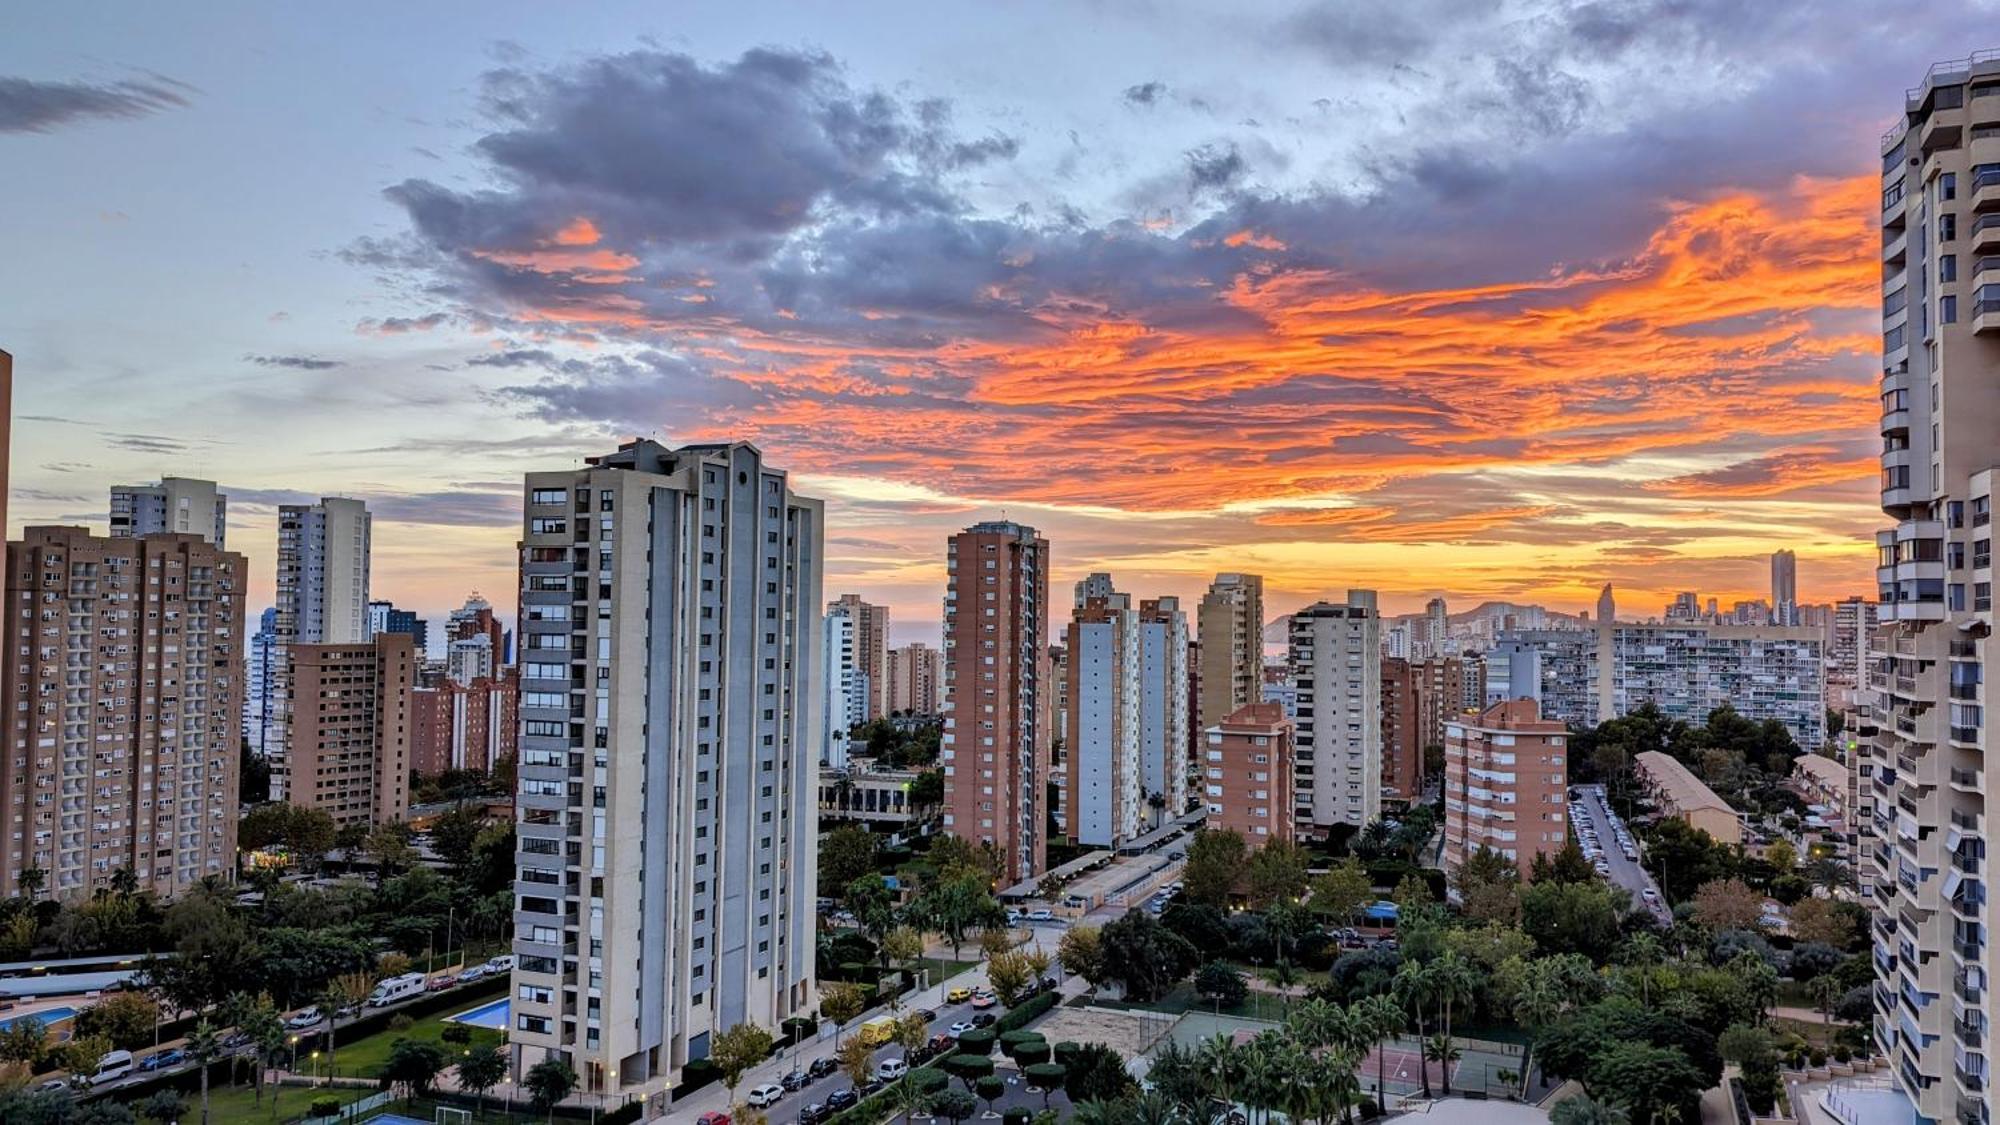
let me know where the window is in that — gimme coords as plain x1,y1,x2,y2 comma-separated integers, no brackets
529,518,567,535
1942,172,1958,201
1941,213,1957,242
1943,295,1959,324
1942,254,1958,282
530,489,566,506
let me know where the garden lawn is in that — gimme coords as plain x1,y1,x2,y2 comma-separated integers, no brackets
324,1009,506,1080
912,956,982,985
120,1080,373,1123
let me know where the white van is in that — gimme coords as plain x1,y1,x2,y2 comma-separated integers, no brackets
87,1049,134,1086
367,973,427,1008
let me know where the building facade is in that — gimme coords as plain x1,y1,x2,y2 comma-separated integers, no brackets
1827,596,1880,690
368,600,430,653
1772,549,1799,625
1633,750,1742,844
272,497,371,801
1196,573,1264,735
285,634,414,828
1062,589,1140,847
1442,699,1569,880
828,594,888,721
1200,703,1294,843
1870,51,2000,1124
411,668,518,776
1,526,245,899
1137,597,1190,822
941,520,1050,885
822,602,863,768
109,477,228,547
1290,591,1382,833
885,642,944,715
510,441,820,1095
244,606,278,759
1381,658,1421,802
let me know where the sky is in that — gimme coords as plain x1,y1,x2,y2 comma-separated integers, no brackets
2,1,1985,645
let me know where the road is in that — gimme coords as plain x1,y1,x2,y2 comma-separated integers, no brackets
1572,785,1672,924
661,927,1083,1124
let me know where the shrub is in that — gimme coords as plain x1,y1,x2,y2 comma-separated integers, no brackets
388,1013,414,1032
955,1028,997,1055
441,1023,472,1044
994,990,1059,1033
1833,1046,1852,1063
1004,1108,1032,1125
1809,1048,1828,1067
1360,1098,1381,1119
309,1098,342,1118
1002,1034,1047,1062
1053,1041,1081,1066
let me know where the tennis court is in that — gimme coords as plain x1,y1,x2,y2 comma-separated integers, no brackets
1358,1035,1527,1102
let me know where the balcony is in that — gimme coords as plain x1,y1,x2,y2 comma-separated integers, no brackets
1977,294,2000,336
1979,166,2000,213
1953,767,1983,792
1975,213,2000,255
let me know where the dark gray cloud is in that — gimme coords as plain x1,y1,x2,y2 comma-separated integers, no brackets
1123,81,1167,107
0,74,191,134
226,485,519,528
247,353,343,370
107,432,194,455
466,348,558,368
1185,142,1247,194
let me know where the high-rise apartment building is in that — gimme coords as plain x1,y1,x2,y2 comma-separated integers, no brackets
823,602,864,768
411,668,518,776
1596,584,1616,625
1200,703,1295,843
1871,52,2000,1124
1197,574,1264,737
1290,591,1382,833
443,593,503,683
1490,622,1825,748
368,599,430,653
244,607,279,759
1442,699,1569,880
1772,549,1799,625
828,594,888,721
285,634,414,828
110,477,228,547
511,440,821,1094
1827,596,1881,690
941,520,1050,885
1,526,245,899
1137,597,1190,822
886,643,944,715
0,351,10,598
272,497,371,801
1062,588,1140,847
1422,597,1450,658
1381,658,1420,802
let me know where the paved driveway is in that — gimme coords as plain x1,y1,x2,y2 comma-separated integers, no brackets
1573,786,1672,924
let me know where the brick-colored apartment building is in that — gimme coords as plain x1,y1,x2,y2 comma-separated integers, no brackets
1200,702,1295,843
1443,698,1569,879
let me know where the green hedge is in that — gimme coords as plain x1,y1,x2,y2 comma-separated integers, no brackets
994,990,1058,1033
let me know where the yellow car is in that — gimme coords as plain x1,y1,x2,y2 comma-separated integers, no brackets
946,987,972,1003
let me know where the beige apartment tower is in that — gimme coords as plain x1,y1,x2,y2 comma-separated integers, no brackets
510,441,821,1096
1871,50,2000,1125
941,521,1051,885
886,642,944,715
272,496,371,802
829,594,889,721
1197,573,1264,734
0,527,245,899
284,634,414,829
1289,591,1382,833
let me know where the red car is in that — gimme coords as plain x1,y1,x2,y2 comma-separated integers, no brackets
426,974,458,992
697,1115,731,1125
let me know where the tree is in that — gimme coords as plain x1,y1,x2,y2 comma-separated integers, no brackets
1551,1094,1631,1125
363,821,417,885
76,991,158,1051
185,1020,219,1125
457,1042,507,1119
235,996,286,1107
930,1089,978,1125
524,1057,579,1123
1183,829,1247,906
1392,873,1433,911
1023,1062,1068,1106
711,1022,775,1108
1789,896,1858,948
319,971,373,1084
429,802,486,868
822,982,867,1046
979,927,1015,961
0,1017,46,1066
987,950,1035,1005
1763,839,1796,875
1588,1041,1705,1123
944,1053,996,1092
1392,960,1436,1097
843,874,898,948
1309,859,1373,924
822,825,881,894
974,1074,1006,1116
140,1089,185,1125
1064,1042,1137,1104
385,1038,448,1102
1058,924,1106,995
1426,952,1479,1095
1520,879,1624,960
1097,911,1197,1002
1458,845,1518,892
883,925,925,975
916,872,1003,959
1244,840,1309,907
837,1035,874,1090
1692,878,1764,930
928,834,1004,886
1529,840,1598,886
1195,961,1248,1009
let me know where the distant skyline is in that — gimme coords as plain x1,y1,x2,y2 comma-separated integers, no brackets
5,2,1977,639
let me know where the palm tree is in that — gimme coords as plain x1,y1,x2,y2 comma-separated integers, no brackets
1238,1036,1282,1125
1550,1094,1631,1125
1391,961,1435,1098
185,1020,219,1125
18,867,45,901
1357,993,1405,1111
1427,953,1478,1095
1198,1033,1243,1122
1286,998,1345,1049
1423,1034,1461,1095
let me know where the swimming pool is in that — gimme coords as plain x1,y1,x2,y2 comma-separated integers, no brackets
446,997,509,1030
0,1006,76,1033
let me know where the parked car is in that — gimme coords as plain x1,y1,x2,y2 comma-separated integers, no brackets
970,993,997,1009
426,974,458,992
876,1058,909,1081
458,964,490,984
138,1049,186,1073
1026,908,1054,921
809,1057,840,1079
929,1033,957,1052
914,1008,937,1022
826,1088,859,1111
696,1114,732,1125
781,1069,810,1092
947,987,972,1003
859,1078,886,1098
483,954,516,973
286,1007,323,1030
83,1050,134,1088
798,1105,829,1125
971,1013,997,1029
221,1032,252,1050
746,1084,785,1108
948,1020,975,1036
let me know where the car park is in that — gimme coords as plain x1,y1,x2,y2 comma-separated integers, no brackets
746,1083,785,1108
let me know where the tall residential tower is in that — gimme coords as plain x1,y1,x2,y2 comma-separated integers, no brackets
272,497,371,801
1290,591,1382,833
109,477,228,547
510,441,821,1094
1196,574,1264,735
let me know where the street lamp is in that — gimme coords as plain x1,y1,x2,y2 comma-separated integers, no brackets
311,1050,320,1086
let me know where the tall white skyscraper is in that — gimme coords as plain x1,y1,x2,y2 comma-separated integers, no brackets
109,476,228,547
1871,52,2000,1124
271,496,371,800
823,602,865,767
511,440,820,1095
243,607,279,759
1290,591,1382,832
1063,585,1140,847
